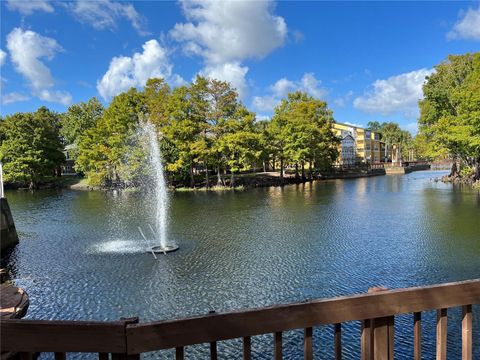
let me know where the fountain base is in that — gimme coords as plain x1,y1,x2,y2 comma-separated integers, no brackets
150,245,179,254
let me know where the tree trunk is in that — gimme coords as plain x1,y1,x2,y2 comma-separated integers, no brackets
309,161,313,180
294,163,299,179
230,171,235,188
189,162,195,188
475,159,480,181
263,160,266,173
450,158,458,178
301,162,306,181
217,166,223,186
205,163,210,188
272,156,276,171
280,158,284,184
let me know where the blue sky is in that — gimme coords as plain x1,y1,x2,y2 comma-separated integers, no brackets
1,0,479,133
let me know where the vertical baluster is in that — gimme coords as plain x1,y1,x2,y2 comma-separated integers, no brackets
462,305,472,360
414,312,421,360
19,353,33,360
176,347,184,360
436,308,447,360
361,319,372,360
304,327,313,360
387,316,394,360
373,316,394,360
274,332,282,360
210,341,217,360
55,353,66,360
334,323,342,360
243,336,251,360
98,354,109,360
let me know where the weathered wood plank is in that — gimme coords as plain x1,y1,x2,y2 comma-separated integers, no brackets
372,316,393,360
436,308,447,360
334,323,341,360
414,312,421,360
54,353,66,360
19,353,32,360
387,316,394,360
462,305,472,360
304,327,313,360
274,332,282,360
243,336,251,360
175,346,184,360
210,341,217,360
0,320,126,353
126,279,480,352
361,319,372,360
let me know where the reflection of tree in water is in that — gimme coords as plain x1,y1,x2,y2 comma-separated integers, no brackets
421,187,480,255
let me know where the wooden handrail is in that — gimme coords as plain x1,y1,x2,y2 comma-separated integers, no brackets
126,279,480,353
1,279,479,357
1,320,127,353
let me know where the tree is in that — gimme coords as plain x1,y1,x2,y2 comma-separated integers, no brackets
61,97,104,146
418,52,480,180
270,91,338,182
160,85,202,188
367,121,412,163
76,88,147,186
218,106,262,186
0,107,64,189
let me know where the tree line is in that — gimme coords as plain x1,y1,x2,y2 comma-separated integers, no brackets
416,52,480,182
0,77,339,189
2,52,477,189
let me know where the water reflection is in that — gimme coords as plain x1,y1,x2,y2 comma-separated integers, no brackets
2,171,479,358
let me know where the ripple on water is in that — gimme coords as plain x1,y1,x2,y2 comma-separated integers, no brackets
3,171,479,358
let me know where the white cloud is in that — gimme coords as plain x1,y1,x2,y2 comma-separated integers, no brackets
334,90,354,108
353,68,433,118
38,90,72,105
256,114,271,121
252,95,278,113
6,0,54,15
171,0,286,63
1,92,30,105
447,5,480,40
0,50,6,67
252,73,327,112
68,0,149,35
97,39,182,100
344,121,365,128
171,0,287,99
201,62,249,98
6,28,72,105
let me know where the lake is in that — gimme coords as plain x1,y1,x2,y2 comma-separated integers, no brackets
3,170,479,359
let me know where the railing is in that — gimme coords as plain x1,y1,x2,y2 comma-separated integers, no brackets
1,279,479,359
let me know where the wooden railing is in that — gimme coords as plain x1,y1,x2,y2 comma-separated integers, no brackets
1,279,479,359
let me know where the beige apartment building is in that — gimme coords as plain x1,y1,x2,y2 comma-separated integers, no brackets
332,122,389,166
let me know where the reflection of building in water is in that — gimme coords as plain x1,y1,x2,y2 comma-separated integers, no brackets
332,122,391,166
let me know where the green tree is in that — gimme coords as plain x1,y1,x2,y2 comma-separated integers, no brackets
76,88,147,186
61,97,104,145
218,106,262,186
418,52,480,180
0,107,64,189
270,91,338,182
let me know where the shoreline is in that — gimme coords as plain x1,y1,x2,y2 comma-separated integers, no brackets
2,169,393,193
5,169,461,193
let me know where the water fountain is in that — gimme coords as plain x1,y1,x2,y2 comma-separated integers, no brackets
138,121,178,256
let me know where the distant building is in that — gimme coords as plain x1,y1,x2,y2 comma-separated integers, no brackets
332,122,390,166
61,144,77,175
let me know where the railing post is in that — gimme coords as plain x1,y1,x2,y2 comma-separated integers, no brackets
364,287,394,360
114,317,139,360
